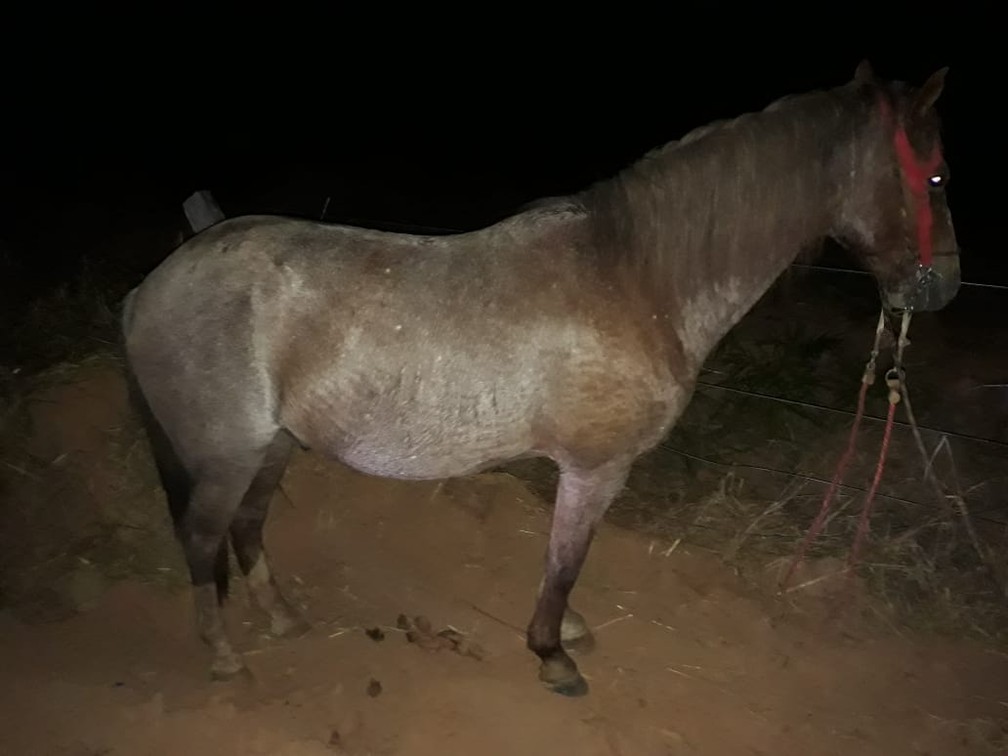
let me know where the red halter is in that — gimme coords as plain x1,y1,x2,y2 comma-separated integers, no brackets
878,96,944,267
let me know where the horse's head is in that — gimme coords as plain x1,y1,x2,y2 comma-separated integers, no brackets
835,60,961,313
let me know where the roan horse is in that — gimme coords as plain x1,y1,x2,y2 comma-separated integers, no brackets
121,61,960,696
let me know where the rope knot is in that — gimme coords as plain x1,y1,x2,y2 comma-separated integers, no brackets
885,368,903,404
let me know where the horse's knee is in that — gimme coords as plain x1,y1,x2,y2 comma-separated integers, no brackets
179,533,229,608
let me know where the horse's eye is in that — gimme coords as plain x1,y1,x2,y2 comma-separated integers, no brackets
928,173,945,188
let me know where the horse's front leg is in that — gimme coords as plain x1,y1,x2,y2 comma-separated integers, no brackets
526,459,631,696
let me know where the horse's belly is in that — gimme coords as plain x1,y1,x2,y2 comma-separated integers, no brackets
331,431,532,481
287,369,542,480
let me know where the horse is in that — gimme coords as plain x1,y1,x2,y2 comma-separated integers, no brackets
121,61,961,697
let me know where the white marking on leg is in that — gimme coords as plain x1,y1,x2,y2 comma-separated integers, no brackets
246,553,304,637
247,552,272,591
194,584,243,678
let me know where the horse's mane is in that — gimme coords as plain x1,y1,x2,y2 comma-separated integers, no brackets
603,87,853,190
564,77,881,304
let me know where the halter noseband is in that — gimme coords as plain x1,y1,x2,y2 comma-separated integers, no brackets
878,95,944,268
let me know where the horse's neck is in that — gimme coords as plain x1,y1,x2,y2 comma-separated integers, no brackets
589,93,850,369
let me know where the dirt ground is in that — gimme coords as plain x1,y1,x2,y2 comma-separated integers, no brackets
1,363,1007,755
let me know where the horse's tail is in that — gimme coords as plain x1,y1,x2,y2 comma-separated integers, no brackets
120,288,230,604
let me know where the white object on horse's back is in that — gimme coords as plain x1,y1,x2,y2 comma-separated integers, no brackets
184,190,225,234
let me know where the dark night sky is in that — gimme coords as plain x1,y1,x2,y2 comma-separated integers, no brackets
0,9,998,301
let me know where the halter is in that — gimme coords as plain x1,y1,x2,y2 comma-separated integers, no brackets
878,95,944,267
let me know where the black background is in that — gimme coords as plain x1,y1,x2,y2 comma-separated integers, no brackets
0,6,997,300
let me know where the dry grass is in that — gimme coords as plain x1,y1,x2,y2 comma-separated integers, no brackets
503,436,1008,646
0,349,185,621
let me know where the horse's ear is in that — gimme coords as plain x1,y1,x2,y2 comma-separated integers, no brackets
853,59,875,85
913,66,949,115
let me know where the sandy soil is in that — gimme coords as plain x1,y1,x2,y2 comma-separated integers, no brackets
0,365,1006,755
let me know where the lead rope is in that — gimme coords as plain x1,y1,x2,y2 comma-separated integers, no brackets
778,308,896,592
846,310,911,578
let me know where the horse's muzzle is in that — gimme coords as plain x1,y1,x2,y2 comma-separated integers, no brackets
882,253,961,313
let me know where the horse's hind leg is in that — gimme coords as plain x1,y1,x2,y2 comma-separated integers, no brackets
527,459,631,697
181,459,266,680
229,432,308,638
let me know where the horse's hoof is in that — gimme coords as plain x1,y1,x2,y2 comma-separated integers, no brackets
561,608,589,638
538,654,588,697
271,612,311,639
546,673,589,697
210,654,249,682
561,630,596,655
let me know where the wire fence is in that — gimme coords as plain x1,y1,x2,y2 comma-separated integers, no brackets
694,380,1008,450
330,213,1008,294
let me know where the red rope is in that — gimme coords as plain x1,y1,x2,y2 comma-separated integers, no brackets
780,311,909,594
779,376,870,590
848,394,898,573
